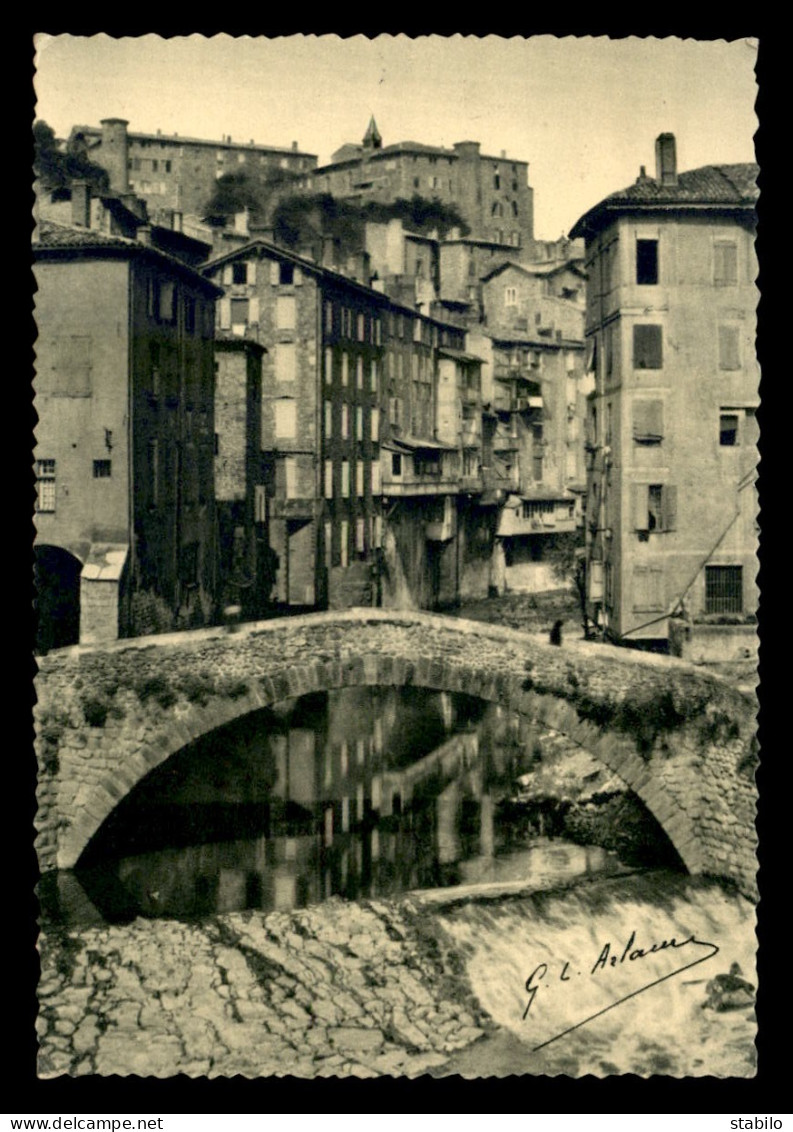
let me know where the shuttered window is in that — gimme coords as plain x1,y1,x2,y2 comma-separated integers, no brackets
719,326,741,370
633,324,663,369
633,399,664,443
633,566,664,612
632,483,677,532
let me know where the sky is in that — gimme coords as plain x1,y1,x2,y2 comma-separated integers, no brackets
32,34,759,240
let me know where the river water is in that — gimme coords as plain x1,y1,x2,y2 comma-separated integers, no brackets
37,687,756,1078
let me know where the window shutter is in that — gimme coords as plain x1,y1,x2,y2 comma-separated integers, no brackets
248,260,257,285
633,399,664,440
294,266,302,286
662,484,677,531
633,482,650,530
270,260,280,285
719,325,740,370
219,297,231,330
249,297,260,325
222,265,233,285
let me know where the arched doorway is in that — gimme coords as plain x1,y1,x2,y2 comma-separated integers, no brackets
34,544,82,653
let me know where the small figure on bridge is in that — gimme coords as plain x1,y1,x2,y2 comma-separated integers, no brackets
550,619,564,646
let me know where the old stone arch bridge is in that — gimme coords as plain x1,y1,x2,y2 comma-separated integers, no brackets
34,610,758,897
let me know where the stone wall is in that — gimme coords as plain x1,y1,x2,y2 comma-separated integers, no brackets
34,611,757,896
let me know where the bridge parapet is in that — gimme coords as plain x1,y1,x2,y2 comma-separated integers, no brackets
34,611,757,896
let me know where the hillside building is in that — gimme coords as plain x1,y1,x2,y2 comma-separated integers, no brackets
570,134,759,657
296,118,534,251
69,118,317,226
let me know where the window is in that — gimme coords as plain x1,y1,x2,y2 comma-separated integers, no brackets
356,518,366,555
255,485,266,523
719,412,739,446
371,407,380,442
274,343,296,383
341,403,349,440
284,457,297,499
164,160,171,173
50,335,92,395
341,353,349,386
324,460,333,499
633,324,663,369
325,521,332,569
372,461,381,495
274,400,297,439
35,459,56,512
232,262,248,285
706,565,743,614
179,543,199,587
633,566,665,612
633,399,664,444
356,460,364,497
636,239,659,285
392,453,402,476
719,325,741,370
522,500,554,519
370,359,378,392
93,459,112,478
356,405,363,441
341,461,350,498
714,242,738,286
505,286,517,306
324,401,333,438
325,302,334,333
511,201,519,217
633,482,677,532
340,520,349,567
356,356,364,389
279,263,294,285
357,313,365,342
158,281,175,324
493,170,501,190
230,297,249,330
325,347,333,384
276,295,296,330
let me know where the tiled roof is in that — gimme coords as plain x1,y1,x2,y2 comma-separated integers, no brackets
571,162,759,237
33,219,138,250
33,220,223,295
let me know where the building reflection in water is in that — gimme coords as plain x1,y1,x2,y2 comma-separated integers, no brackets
63,688,618,924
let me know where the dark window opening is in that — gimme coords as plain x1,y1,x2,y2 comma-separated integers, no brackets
633,324,663,369
279,262,294,285
93,459,112,478
636,239,659,285
232,262,248,285
392,453,402,476
720,413,739,446
705,565,743,614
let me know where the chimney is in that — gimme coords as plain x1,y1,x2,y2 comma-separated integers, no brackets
100,117,130,194
655,133,677,186
71,179,91,227
137,225,152,246
292,141,298,151
233,208,249,236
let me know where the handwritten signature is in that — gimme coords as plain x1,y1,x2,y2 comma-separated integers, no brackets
523,929,719,1051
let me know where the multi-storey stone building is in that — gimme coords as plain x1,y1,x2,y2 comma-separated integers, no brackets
296,118,534,251
69,118,317,224
203,239,491,611
33,211,221,650
570,134,759,656
213,337,272,618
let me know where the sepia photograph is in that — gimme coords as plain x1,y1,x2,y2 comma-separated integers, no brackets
31,32,762,1082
